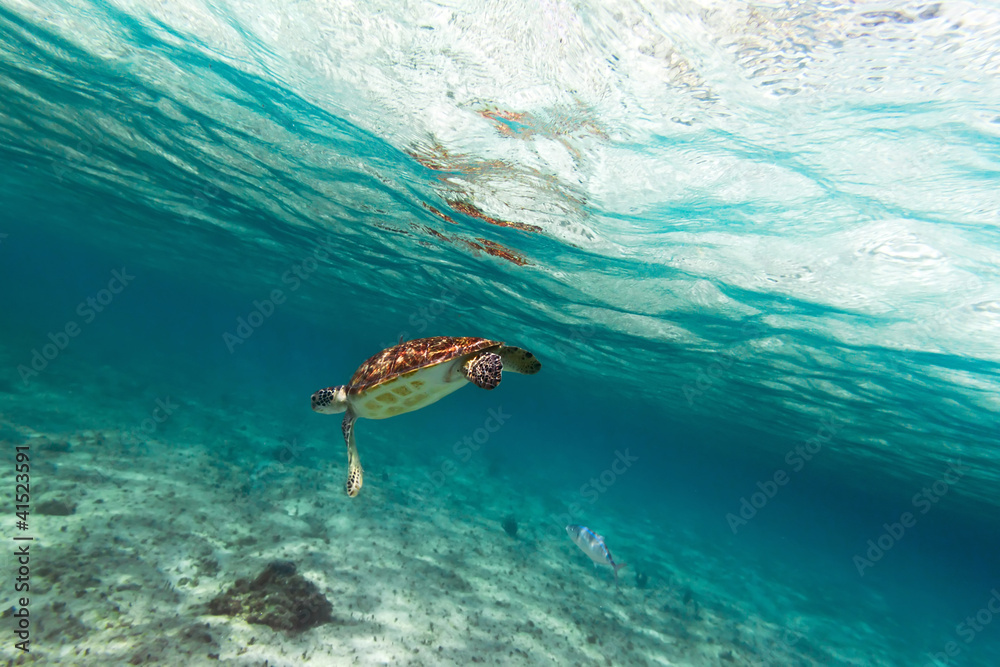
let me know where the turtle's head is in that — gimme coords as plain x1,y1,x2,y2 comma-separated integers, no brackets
311,385,348,414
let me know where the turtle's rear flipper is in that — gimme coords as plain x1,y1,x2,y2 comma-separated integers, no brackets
498,346,541,374
464,352,502,389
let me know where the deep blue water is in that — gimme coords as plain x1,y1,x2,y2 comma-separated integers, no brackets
2,2,1000,665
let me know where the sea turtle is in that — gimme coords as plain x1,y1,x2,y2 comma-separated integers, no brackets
311,336,541,497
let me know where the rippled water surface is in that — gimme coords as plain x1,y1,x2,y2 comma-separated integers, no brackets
2,1,999,665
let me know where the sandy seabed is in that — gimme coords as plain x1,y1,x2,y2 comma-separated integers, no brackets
0,410,894,667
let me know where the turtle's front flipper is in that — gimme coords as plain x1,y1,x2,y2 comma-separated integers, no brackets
341,410,363,497
498,346,541,374
463,352,502,389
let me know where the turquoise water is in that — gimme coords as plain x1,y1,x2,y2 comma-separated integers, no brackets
2,1,1000,665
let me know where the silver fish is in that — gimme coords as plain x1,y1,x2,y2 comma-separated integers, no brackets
566,525,627,584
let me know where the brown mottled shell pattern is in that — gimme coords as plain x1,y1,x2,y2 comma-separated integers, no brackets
347,336,502,394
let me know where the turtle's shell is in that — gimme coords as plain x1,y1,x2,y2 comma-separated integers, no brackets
348,336,501,394
346,336,503,420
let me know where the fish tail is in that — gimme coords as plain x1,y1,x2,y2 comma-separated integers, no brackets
613,561,627,584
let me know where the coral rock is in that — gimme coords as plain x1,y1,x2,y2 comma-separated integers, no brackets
208,561,332,633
